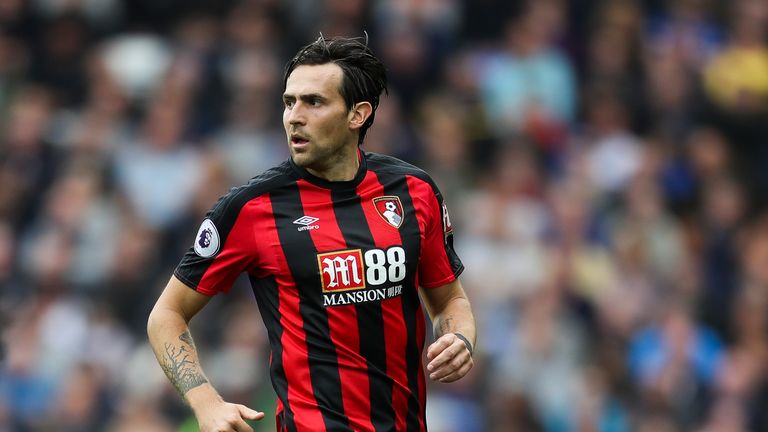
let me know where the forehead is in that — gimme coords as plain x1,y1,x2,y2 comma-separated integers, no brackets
284,63,344,98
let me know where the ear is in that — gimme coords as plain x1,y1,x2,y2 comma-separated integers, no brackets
348,102,373,131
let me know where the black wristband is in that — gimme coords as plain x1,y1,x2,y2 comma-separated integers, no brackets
453,332,473,356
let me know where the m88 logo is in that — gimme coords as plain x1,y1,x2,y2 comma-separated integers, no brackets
317,246,406,292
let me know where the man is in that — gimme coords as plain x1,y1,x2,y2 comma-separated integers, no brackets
147,35,476,432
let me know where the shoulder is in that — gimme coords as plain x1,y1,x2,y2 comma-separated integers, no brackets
365,152,440,193
366,152,433,183
209,161,294,219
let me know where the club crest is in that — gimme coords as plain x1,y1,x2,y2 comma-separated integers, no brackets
373,196,404,228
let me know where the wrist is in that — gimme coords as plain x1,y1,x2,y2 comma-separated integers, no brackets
185,383,223,412
453,332,474,356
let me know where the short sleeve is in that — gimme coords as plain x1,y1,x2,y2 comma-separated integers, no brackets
174,188,258,296
416,179,464,288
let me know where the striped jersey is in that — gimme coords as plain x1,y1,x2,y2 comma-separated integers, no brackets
174,151,464,432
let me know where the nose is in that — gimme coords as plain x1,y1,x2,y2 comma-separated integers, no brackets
286,102,306,126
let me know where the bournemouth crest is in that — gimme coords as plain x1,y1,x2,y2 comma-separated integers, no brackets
373,196,404,228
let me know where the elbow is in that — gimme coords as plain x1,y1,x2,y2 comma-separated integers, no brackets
146,301,189,340
146,302,171,340
146,305,160,339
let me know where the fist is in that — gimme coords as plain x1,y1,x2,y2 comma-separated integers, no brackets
426,333,474,383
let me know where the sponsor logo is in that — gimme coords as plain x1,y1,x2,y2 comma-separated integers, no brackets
293,215,320,232
318,249,366,292
373,196,404,228
317,247,407,307
323,285,403,307
193,219,220,258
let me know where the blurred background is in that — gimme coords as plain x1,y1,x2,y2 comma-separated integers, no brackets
1,0,768,431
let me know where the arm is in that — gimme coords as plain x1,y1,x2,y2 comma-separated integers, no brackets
420,278,476,383
147,275,264,431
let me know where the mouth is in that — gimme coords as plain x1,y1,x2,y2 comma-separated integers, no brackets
290,134,310,147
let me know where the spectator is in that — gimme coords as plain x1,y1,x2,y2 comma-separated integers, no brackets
113,96,203,230
479,3,576,140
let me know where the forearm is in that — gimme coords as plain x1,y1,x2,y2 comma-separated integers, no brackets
431,296,476,348
147,276,264,430
147,307,217,405
422,280,476,382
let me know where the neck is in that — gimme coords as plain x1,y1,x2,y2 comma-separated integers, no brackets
306,146,360,182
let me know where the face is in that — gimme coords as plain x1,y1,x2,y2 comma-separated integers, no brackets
283,63,358,176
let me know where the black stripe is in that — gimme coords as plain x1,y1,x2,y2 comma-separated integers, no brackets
271,182,351,432
250,275,297,432
376,170,424,432
331,188,396,432
175,163,293,288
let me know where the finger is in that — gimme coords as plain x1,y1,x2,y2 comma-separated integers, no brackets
238,405,265,421
426,335,454,361
232,417,254,432
427,339,463,372
438,358,474,383
430,354,468,381
429,350,471,380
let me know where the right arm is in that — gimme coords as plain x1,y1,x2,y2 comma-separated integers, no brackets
147,275,264,431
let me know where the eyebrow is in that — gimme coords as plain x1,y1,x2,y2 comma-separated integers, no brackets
282,93,327,102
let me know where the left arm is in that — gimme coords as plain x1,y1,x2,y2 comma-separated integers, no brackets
420,278,476,383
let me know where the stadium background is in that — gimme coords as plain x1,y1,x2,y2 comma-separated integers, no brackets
2,0,768,430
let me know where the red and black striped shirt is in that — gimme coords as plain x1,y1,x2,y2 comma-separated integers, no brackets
175,151,464,432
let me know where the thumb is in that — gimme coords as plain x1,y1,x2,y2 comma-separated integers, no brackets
238,404,265,421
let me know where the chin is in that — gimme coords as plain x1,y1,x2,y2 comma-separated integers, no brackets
291,152,314,167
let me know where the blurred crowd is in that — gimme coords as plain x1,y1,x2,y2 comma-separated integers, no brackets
2,0,768,431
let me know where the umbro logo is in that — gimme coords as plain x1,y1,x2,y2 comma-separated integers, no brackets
293,216,320,232
293,216,319,225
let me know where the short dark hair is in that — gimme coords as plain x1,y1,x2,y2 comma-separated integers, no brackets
283,35,388,145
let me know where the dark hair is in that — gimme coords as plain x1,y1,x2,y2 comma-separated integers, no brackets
283,34,388,145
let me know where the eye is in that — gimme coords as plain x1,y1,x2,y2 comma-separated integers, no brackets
309,97,322,106
283,99,294,108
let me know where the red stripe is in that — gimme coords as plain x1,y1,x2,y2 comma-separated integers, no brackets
406,176,455,288
197,201,259,295
258,194,326,431
358,171,411,432
296,179,375,432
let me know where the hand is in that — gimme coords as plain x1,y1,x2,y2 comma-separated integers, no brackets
426,333,474,383
197,401,264,432
190,392,265,432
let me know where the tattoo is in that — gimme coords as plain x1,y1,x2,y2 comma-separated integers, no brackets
179,330,194,346
437,315,454,337
160,330,208,396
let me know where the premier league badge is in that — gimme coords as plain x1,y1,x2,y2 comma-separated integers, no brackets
373,196,404,228
194,218,220,258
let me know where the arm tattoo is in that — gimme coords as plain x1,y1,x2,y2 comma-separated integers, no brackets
160,330,208,396
436,315,454,337
179,330,194,346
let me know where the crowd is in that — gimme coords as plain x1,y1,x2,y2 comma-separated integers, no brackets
2,0,768,431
